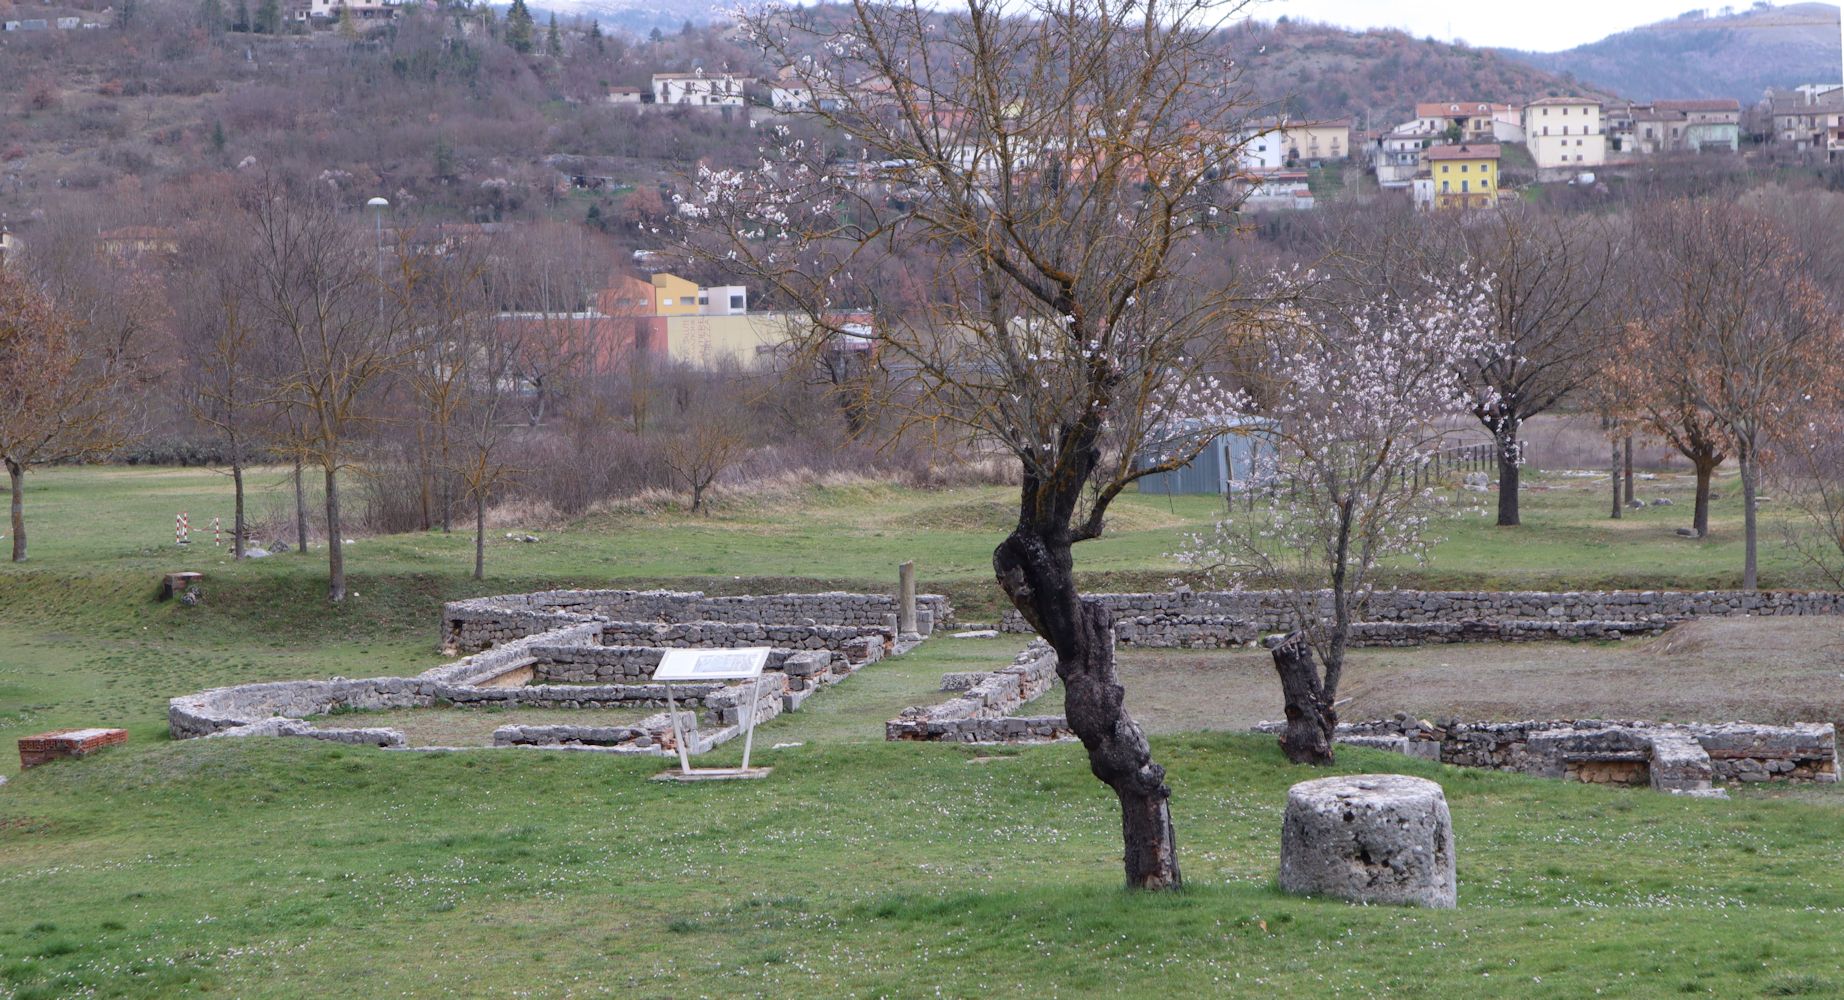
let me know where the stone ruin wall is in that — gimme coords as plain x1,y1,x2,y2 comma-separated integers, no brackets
886,643,1073,743
1001,589,1844,648
445,588,951,654
174,587,926,753
1315,717,1840,792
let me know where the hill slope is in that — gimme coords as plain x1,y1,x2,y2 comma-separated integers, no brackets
1506,2,1842,102
1223,17,1615,126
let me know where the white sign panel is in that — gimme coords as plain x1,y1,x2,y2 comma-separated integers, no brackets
653,647,771,682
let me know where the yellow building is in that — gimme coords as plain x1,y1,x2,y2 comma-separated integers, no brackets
1423,144,1500,211
651,273,702,316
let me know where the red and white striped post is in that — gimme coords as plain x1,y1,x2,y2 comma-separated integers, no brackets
176,512,190,546
212,516,222,546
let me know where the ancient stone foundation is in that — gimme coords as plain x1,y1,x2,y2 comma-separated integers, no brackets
172,589,933,756
1279,774,1457,909
1000,588,1844,648
886,642,1072,743
1256,716,1839,794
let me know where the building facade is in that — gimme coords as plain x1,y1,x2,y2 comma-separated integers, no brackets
1423,144,1500,211
1523,98,1605,176
652,73,754,108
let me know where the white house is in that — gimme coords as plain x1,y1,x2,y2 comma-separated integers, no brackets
1523,97,1606,177
769,84,812,112
1235,125,1285,172
652,72,755,108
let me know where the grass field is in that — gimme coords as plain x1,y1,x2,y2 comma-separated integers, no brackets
3,466,1844,997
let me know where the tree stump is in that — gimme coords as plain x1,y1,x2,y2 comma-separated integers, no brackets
1279,774,1456,908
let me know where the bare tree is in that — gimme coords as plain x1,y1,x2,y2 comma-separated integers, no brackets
250,185,409,602
175,219,275,559
1773,409,1844,588
1632,199,1841,590
692,0,1271,889
1609,321,1726,538
661,385,749,514
0,267,143,561
1438,210,1617,528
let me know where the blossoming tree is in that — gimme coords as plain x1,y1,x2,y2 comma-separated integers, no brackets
685,0,1267,888
1181,280,1500,764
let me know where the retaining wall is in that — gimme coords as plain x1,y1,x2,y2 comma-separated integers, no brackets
1003,589,1844,648
445,588,950,654
1284,716,1840,791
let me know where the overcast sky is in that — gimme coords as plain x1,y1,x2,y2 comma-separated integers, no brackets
1260,0,1755,52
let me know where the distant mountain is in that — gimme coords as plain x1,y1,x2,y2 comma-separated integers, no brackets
1505,3,1842,102
535,0,721,35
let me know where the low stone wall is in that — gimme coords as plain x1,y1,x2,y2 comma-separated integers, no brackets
887,643,1071,743
174,592,906,756
444,588,951,654
596,620,891,658
1001,589,1844,648
1271,716,1839,793
1110,615,1672,649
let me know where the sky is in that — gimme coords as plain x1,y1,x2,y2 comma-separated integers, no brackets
1259,0,1778,52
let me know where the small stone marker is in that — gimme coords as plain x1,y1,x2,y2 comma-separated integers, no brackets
1279,774,1456,909
18,728,129,769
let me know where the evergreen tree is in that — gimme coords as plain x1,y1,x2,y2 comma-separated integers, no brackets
588,19,603,53
504,0,534,52
233,0,249,31
199,0,225,33
545,12,560,56
338,4,358,37
211,120,227,152
255,0,281,33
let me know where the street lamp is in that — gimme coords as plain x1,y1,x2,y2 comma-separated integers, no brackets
367,197,389,319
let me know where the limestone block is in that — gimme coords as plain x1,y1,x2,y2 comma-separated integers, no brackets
1335,734,1409,754
1279,774,1456,909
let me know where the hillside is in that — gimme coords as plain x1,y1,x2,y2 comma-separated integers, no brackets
1506,2,1842,102
0,3,1609,243
1220,17,1613,126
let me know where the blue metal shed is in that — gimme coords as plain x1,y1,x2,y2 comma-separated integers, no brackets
1135,417,1276,496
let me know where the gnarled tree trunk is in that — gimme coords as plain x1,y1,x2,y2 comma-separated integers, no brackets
995,528,1180,891
1269,632,1336,765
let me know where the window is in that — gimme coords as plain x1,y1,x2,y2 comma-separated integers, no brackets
1461,164,1469,173
1482,178,1490,188
729,294,744,310
1441,180,1450,193
1461,181,1469,193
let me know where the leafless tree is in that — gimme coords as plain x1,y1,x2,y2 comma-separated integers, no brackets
0,267,144,561
174,219,276,558
249,184,411,602
661,385,750,514
690,0,1272,889
1631,199,1842,590
1435,209,1618,527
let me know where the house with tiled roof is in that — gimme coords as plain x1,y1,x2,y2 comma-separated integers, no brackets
1523,97,1606,177
1420,144,1501,211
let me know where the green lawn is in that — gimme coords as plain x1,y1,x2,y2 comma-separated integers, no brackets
3,466,1843,997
